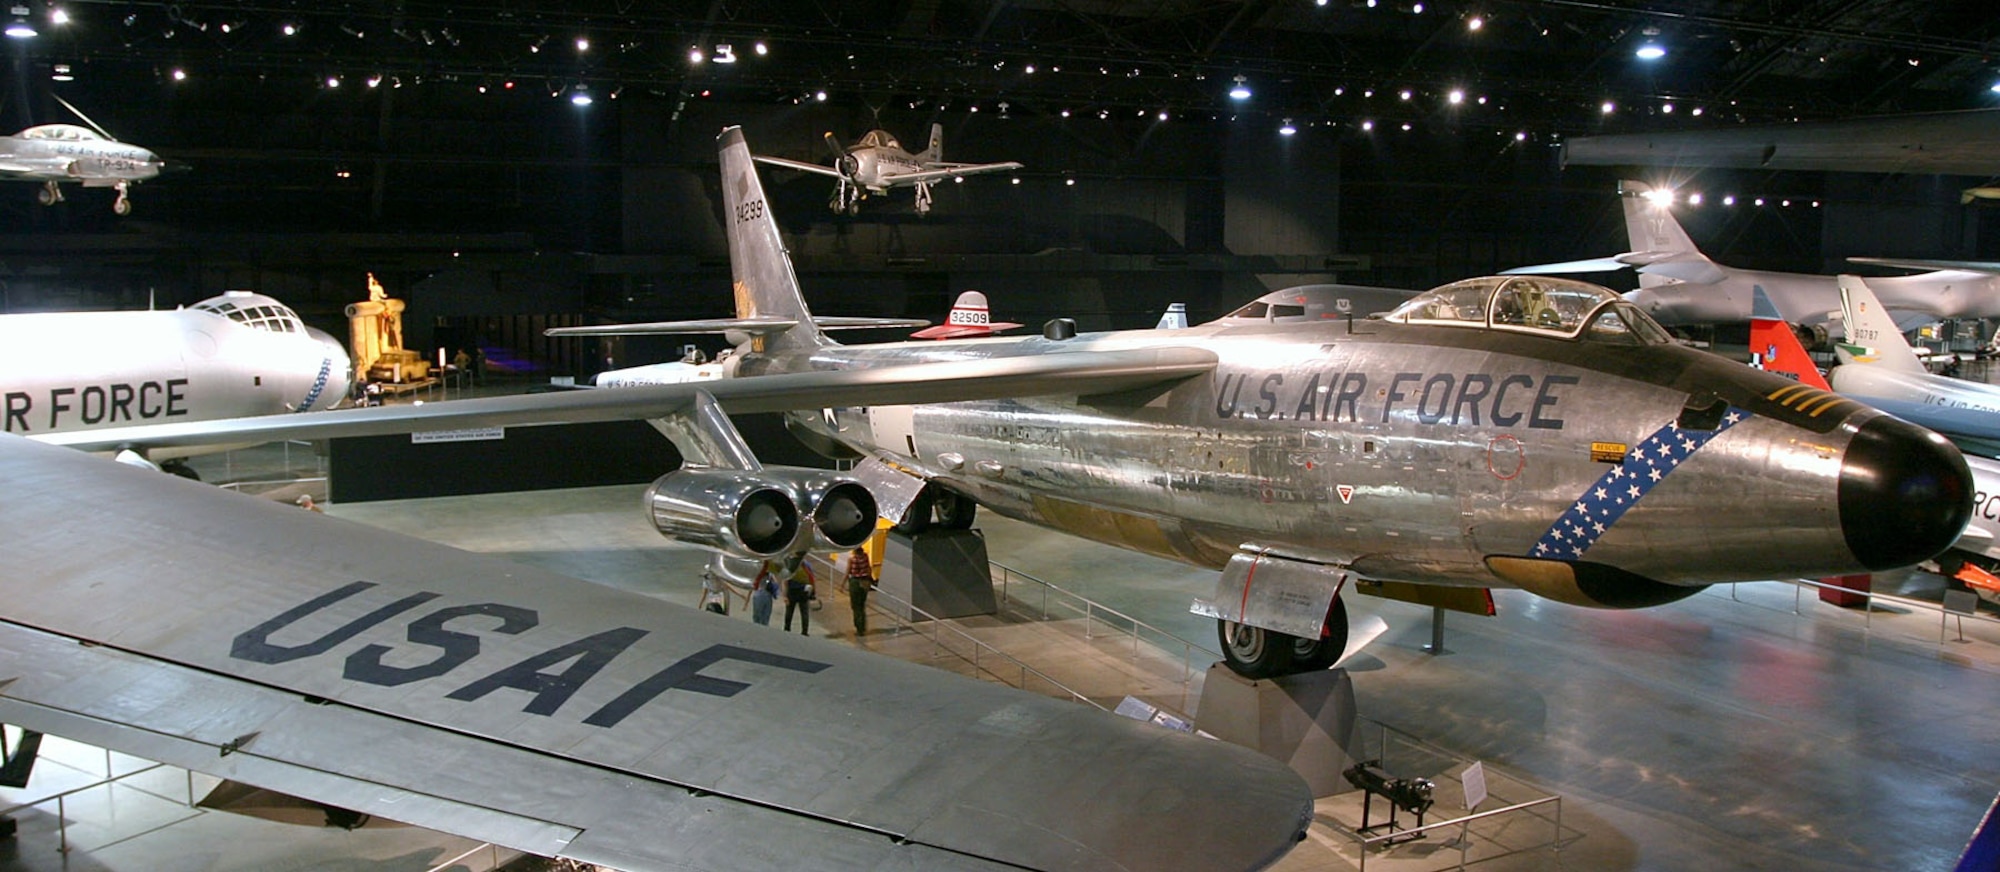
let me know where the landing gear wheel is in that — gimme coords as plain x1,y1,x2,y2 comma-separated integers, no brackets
933,488,976,530
37,183,59,206
1217,620,1296,679
113,196,131,216
894,489,934,534
1290,596,1351,672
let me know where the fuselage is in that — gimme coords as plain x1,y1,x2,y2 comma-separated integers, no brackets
744,301,1967,598
0,124,163,184
1629,268,2000,329
0,292,351,439
1831,364,2000,416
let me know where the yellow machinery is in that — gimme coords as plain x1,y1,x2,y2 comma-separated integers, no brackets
345,273,431,384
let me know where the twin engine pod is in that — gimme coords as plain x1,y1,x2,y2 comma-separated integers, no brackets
643,466,879,559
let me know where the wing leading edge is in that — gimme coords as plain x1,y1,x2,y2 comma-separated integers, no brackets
0,432,1310,871
34,345,1217,453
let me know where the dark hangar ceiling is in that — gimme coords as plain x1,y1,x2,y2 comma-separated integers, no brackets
12,1,2000,135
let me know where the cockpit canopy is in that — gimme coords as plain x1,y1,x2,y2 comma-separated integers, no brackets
1383,276,1675,345
191,292,306,334
855,130,901,150
17,124,105,142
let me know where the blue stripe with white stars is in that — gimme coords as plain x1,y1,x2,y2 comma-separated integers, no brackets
1531,407,1753,561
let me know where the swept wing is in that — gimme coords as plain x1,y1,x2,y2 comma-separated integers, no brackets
34,346,1216,452
0,433,1310,871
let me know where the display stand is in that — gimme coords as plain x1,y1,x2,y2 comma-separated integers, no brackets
877,528,998,621
1193,665,1359,797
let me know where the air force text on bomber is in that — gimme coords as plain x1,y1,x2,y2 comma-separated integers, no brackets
4,379,190,432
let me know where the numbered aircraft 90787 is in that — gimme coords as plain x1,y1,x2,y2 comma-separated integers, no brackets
47,126,1975,680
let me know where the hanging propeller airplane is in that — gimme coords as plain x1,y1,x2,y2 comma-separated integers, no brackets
0,95,178,214
752,123,1022,215
39,126,1976,684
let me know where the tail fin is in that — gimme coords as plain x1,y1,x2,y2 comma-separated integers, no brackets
1156,303,1189,330
1619,180,1711,289
718,126,828,352
1748,286,1831,390
925,123,943,163
1835,275,1926,373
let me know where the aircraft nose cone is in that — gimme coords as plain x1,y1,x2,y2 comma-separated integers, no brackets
1839,414,1972,570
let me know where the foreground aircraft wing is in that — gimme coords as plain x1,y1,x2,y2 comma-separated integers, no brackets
880,161,1024,186
0,433,1310,871
35,346,1217,452
751,154,846,178
547,315,930,337
1504,251,1728,285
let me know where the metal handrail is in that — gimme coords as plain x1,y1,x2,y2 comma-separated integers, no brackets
988,561,1220,703
1355,796,1565,871
1723,576,2000,644
804,555,1107,711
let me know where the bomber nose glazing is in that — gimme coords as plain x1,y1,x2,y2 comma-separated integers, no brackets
1838,414,1973,570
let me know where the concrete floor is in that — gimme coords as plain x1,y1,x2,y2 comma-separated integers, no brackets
12,440,2000,871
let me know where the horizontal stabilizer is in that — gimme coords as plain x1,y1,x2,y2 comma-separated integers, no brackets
547,316,928,337
749,154,845,178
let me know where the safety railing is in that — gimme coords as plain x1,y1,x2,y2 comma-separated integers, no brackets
989,561,1220,708
804,555,1107,711
1345,717,1574,870
1716,576,2000,648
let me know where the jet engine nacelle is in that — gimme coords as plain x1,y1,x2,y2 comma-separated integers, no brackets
643,466,878,559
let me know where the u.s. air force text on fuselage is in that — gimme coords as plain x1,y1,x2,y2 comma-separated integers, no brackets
1210,368,1577,427
4,379,190,432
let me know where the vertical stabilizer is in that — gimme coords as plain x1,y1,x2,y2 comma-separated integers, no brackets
1835,275,1926,373
718,126,827,352
925,123,944,163
1619,180,1711,289
1157,302,1190,329
1748,287,1831,390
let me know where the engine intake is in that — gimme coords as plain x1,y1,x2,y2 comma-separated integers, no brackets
644,470,799,559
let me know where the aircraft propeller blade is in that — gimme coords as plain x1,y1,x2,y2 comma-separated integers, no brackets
823,131,859,178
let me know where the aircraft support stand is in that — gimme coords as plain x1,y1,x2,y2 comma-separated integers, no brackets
877,528,997,621
1424,606,1450,655
1194,665,1359,797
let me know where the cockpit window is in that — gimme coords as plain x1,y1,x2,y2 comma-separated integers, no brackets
1385,275,1669,343
192,297,304,334
1229,301,1270,319
20,125,101,142
856,130,900,150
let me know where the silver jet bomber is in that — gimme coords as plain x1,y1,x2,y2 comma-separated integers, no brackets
46,127,1978,682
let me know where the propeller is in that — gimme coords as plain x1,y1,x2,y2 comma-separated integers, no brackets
823,131,858,178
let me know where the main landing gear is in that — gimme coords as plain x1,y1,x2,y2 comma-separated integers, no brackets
37,181,62,206
913,180,934,216
1217,596,1349,679
894,485,978,534
113,181,132,216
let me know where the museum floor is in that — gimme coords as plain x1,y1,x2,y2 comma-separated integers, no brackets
5,447,1999,871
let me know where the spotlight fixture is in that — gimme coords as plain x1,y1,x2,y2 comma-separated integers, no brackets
326,75,341,88
171,67,187,81
713,43,736,63
1447,88,1464,104
575,36,588,52
48,7,66,26
1229,74,1250,101
50,63,72,82
571,85,592,106
1360,119,1373,131
1600,100,1616,114
814,89,827,102
754,41,767,55
6,4,36,38
281,22,297,36
688,45,703,64
1467,15,1482,31
1278,118,1296,136
1635,42,1666,60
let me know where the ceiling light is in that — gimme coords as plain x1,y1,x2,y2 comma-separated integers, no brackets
1229,74,1251,101
1662,102,1674,113
1398,89,1412,100
50,63,72,81
1635,43,1666,61
1447,88,1464,104
1467,15,1482,31
688,46,703,64
1722,195,1735,206
1158,110,1169,121
326,75,341,88
1687,193,1703,205
366,74,382,88
48,7,66,25
1400,122,1412,131
1514,131,1526,141
714,43,736,63
171,68,186,81
571,85,592,106
754,41,768,55
282,23,297,36
1360,119,1374,131
575,37,589,52
6,5,36,39
1024,64,1035,74
814,89,827,102
1279,118,1296,136
1600,100,1616,114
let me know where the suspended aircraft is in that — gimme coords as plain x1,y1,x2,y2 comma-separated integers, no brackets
43,127,1977,683
1505,180,2000,330
0,96,174,214
0,433,1314,871
753,123,1022,215
1,291,350,470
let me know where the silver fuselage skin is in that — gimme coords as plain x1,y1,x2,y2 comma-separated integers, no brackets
0,124,163,185
1631,269,2000,330
743,318,1927,592
0,295,350,439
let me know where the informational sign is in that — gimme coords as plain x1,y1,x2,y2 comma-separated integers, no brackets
411,427,506,444
1462,760,1488,812
1943,589,1979,617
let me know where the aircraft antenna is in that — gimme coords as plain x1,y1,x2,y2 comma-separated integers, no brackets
52,94,118,141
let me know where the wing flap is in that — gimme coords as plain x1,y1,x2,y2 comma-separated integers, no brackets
36,346,1218,452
